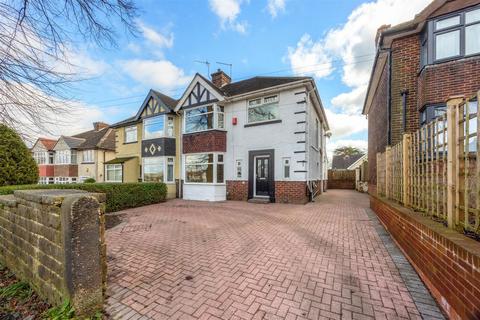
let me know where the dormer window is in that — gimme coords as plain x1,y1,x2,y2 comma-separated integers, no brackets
422,6,480,66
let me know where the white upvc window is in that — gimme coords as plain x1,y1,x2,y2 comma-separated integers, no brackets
143,115,175,140
125,125,137,143
33,151,47,164
82,150,94,163
184,104,224,133
106,164,122,182
236,160,243,179
142,157,176,184
55,150,76,164
247,95,279,124
283,158,291,179
184,153,224,184
315,119,320,148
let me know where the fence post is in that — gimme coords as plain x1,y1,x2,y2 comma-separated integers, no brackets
385,146,392,199
446,96,463,229
402,134,411,206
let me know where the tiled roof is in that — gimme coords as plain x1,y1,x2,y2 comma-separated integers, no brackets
151,90,178,109
38,138,57,151
221,76,311,97
331,153,365,170
72,126,115,151
61,136,85,149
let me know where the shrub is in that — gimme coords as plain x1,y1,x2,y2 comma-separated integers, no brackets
83,178,96,183
0,125,39,186
0,183,167,213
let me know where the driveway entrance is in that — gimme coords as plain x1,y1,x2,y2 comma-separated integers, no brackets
105,190,443,320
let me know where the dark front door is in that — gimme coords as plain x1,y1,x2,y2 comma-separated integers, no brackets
255,156,270,197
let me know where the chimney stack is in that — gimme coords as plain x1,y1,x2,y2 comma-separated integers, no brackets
211,69,231,88
93,122,109,131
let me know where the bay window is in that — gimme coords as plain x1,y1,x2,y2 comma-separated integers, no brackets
184,105,224,133
106,164,122,182
422,6,480,65
142,157,176,183
33,151,47,164
143,115,174,139
185,153,224,184
55,150,76,164
247,95,279,123
125,125,137,143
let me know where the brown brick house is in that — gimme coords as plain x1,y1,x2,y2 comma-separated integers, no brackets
363,0,480,194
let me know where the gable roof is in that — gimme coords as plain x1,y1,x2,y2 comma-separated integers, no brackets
175,73,226,111
112,89,178,128
37,138,57,151
331,153,365,170
60,136,85,149
347,154,368,170
72,126,115,150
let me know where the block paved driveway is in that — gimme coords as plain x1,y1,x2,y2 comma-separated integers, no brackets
105,190,443,320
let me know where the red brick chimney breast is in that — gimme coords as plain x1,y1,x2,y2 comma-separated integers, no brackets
211,69,231,88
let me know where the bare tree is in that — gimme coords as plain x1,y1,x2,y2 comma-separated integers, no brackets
0,0,137,141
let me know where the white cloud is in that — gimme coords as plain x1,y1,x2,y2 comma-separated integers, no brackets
120,59,190,91
287,0,431,116
138,21,174,49
55,47,109,77
325,108,367,139
287,34,333,78
267,0,286,18
209,0,248,33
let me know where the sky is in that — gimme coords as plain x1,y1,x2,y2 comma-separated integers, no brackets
45,0,433,157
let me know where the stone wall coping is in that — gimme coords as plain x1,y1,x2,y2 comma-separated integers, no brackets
0,195,17,207
371,193,480,257
13,189,106,205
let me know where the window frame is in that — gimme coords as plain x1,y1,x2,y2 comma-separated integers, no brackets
105,164,123,183
236,159,243,179
82,149,95,163
141,157,176,184
283,157,291,179
184,104,224,134
124,125,138,144
247,94,280,124
184,152,225,185
423,6,480,66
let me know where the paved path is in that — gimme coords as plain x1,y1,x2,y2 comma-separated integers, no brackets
105,190,443,320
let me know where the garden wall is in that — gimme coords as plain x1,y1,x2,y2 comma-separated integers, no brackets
0,189,107,316
371,194,480,320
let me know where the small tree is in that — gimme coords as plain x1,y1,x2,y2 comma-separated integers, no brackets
334,146,364,157
0,125,39,186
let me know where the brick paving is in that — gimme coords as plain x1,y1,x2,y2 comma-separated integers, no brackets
105,190,443,320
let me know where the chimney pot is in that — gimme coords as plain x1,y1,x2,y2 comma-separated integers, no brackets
211,69,231,88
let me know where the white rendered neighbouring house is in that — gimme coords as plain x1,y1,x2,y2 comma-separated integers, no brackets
175,70,330,204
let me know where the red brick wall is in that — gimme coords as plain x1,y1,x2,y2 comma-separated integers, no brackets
371,195,480,320
38,165,54,177
275,181,308,204
391,36,421,139
54,165,78,177
418,57,480,109
226,181,248,201
183,130,226,154
368,63,389,188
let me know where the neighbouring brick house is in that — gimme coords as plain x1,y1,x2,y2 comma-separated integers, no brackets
32,122,116,183
363,0,480,194
175,70,329,203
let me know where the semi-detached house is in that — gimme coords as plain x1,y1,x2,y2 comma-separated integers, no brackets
176,70,330,203
111,70,330,203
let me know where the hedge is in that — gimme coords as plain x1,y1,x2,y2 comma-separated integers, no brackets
0,183,168,213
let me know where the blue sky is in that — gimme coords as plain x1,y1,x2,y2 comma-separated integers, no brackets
53,0,433,156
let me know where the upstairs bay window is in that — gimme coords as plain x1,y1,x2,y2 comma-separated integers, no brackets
247,95,279,123
55,150,77,164
184,105,224,133
422,6,480,66
33,151,47,164
185,153,224,184
143,115,174,140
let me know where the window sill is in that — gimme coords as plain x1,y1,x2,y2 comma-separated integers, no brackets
123,141,138,145
244,119,282,128
184,182,226,186
81,162,95,164
183,129,226,135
